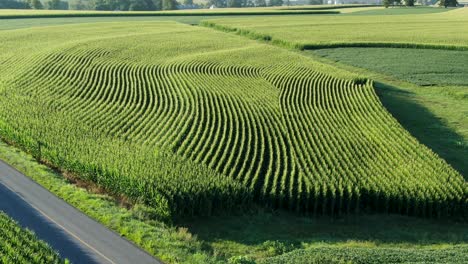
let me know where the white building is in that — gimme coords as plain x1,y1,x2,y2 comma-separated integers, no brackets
326,0,381,4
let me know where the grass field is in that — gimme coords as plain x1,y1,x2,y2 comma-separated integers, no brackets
313,48,468,86
0,211,65,263
202,8,468,50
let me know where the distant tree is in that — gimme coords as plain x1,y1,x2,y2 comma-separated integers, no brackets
128,0,145,9
393,0,402,5
244,0,254,6
227,0,242,7
47,0,68,9
183,0,193,5
308,0,322,4
0,0,31,9
269,0,282,6
404,0,415,5
29,0,44,9
208,0,226,7
91,0,109,9
383,0,390,7
152,0,162,9
254,0,266,6
439,0,457,7
69,0,87,9
118,0,131,10
162,0,177,9
143,0,155,9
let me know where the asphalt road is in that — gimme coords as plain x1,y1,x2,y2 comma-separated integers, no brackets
0,159,161,264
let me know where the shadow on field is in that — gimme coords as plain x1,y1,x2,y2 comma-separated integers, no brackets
182,83,468,253
181,211,467,253
375,82,468,179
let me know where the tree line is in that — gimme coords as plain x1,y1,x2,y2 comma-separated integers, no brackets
207,0,285,8
383,0,458,7
0,0,179,10
0,0,289,10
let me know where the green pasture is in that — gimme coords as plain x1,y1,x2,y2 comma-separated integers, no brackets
314,48,468,86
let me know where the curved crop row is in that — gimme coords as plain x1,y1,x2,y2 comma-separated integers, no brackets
0,211,64,264
0,22,465,219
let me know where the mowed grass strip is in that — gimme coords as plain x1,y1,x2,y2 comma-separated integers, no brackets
0,21,465,221
201,8,468,50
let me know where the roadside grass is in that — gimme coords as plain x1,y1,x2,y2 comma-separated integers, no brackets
305,49,468,178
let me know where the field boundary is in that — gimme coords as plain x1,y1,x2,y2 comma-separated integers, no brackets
0,10,338,19
200,21,468,51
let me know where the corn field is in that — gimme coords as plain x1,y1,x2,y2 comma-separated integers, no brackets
0,211,64,264
0,22,466,219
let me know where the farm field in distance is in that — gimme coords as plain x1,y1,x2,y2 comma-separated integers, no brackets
313,48,468,86
0,5,466,264
203,8,468,50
